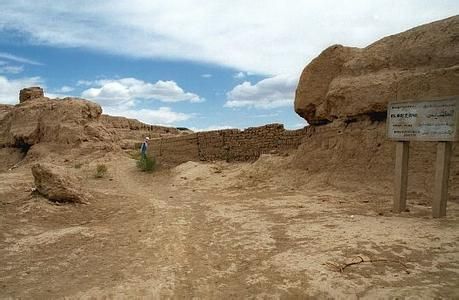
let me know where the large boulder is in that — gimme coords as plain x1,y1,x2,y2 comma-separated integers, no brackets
295,16,459,124
31,163,91,203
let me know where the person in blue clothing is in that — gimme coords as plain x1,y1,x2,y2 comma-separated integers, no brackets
140,137,150,159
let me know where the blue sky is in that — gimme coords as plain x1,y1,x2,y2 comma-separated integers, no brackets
0,1,457,130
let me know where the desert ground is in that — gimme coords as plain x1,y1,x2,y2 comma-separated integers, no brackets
1,15,458,299
1,151,458,299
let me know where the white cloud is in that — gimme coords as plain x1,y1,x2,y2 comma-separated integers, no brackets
0,75,43,104
201,74,212,78
254,113,280,118
81,77,203,108
58,85,74,93
76,80,94,86
0,52,42,65
233,72,246,79
79,77,199,125
0,1,456,75
45,85,76,98
104,106,191,125
189,125,234,132
0,75,193,126
0,65,24,74
225,75,298,109
285,122,308,129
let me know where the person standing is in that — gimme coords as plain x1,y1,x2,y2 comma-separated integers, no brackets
140,137,150,159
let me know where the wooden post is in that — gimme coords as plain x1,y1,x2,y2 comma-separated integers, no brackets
394,141,409,213
432,142,452,218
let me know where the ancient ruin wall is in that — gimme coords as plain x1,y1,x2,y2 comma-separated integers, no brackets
100,115,185,149
148,124,308,164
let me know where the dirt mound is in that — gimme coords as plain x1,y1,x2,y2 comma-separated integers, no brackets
0,95,114,148
0,93,120,169
0,87,186,170
295,16,459,124
290,16,459,202
32,163,91,204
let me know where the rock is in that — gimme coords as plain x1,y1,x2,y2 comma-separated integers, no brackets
19,87,45,103
31,163,91,203
294,16,459,124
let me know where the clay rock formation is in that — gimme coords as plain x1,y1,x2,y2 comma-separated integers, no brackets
19,87,45,103
295,16,459,124
0,89,116,149
0,87,187,167
31,163,91,203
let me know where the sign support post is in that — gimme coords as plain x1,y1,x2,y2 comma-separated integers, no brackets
387,96,458,218
393,141,409,213
433,141,452,218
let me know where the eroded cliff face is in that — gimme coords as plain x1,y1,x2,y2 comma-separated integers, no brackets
294,16,459,124
292,16,459,201
0,97,113,148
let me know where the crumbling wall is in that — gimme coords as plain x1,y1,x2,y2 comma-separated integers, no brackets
19,87,45,103
148,124,308,164
288,116,459,201
100,115,185,149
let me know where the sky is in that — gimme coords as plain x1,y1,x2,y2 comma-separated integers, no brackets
0,1,457,131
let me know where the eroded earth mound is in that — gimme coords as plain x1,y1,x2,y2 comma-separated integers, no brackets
294,16,459,125
0,88,184,170
291,16,459,200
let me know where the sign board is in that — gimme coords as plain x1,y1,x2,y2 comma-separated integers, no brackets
387,97,459,141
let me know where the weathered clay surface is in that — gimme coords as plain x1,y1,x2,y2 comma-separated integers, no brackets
0,97,112,147
19,87,45,103
31,163,91,203
295,16,459,124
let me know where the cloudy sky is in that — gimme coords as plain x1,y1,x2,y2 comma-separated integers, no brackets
0,1,457,130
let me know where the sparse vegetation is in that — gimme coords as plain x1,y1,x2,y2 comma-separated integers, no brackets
95,164,108,178
137,155,156,172
74,162,83,169
128,149,141,160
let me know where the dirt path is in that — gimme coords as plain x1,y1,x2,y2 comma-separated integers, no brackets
1,156,459,298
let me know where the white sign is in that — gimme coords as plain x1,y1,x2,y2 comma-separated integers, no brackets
387,97,459,141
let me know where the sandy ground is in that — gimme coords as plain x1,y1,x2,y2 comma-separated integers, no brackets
0,154,458,299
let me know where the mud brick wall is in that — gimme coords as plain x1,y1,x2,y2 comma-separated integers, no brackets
149,134,199,163
148,123,308,164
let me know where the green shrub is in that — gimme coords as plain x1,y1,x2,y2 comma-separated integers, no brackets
137,156,156,172
95,164,108,178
